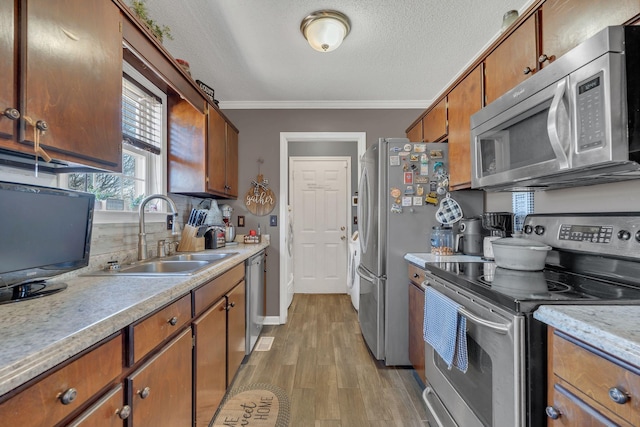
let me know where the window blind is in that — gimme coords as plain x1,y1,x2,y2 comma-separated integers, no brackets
122,75,162,155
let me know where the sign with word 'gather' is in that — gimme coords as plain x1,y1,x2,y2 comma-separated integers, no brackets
245,174,276,216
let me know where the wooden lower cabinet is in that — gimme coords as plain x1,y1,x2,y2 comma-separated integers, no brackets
68,385,129,427
408,264,427,383
547,328,640,426
0,333,123,427
128,328,193,427
194,297,227,427
226,281,246,384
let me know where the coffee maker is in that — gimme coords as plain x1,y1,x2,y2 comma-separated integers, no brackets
220,204,236,243
481,212,514,259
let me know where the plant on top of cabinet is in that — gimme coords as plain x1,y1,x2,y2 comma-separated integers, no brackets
129,0,173,43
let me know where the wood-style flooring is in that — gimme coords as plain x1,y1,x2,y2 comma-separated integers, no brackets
230,294,428,426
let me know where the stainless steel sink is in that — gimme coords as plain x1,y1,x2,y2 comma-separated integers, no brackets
86,252,238,277
163,253,235,262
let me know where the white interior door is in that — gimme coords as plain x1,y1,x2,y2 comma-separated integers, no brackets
290,157,350,294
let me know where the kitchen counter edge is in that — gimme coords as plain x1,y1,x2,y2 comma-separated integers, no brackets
0,241,268,397
534,305,640,368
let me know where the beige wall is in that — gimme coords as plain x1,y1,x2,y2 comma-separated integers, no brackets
222,108,422,317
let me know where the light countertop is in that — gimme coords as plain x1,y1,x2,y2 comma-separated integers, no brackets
0,241,268,397
535,305,640,368
404,252,487,268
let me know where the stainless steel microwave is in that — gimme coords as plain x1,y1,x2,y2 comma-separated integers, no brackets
471,26,640,191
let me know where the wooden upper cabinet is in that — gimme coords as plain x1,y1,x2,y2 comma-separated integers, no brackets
207,106,239,198
23,0,123,171
448,66,482,190
167,97,207,195
484,14,537,105
423,98,447,142
0,0,17,140
540,0,640,69
407,120,423,142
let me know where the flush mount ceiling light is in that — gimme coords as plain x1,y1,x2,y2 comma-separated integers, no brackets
300,10,351,52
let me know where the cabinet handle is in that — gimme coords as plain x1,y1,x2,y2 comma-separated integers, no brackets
117,405,131,420
2,108,20,120
609,387,629,404
168,316,178,326
59,388,77,405
413,273,420,278
545,406,561,420
523,66,533,75
538,54,549,64
138,386,151,399
229,301,236,308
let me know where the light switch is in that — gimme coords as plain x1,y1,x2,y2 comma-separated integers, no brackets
270,215,277,226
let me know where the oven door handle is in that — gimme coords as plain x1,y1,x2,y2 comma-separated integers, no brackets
423,387,459,427
458,306,510,334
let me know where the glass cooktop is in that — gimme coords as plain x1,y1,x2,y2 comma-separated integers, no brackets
424,261,640,313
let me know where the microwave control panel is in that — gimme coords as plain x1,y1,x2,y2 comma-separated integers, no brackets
576,71,605,151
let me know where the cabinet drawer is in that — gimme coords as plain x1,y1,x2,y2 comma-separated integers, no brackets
131,294,191,364
552,330,640,425
408,264,426,286
68,384,128,426
193,263,244,316
0,333,122,427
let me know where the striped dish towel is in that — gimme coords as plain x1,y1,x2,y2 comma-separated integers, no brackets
423,287,468,372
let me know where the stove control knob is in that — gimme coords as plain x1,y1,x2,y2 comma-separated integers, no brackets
618,230,631,241
635,231,640,243
523,225,533,234
534,225,545,235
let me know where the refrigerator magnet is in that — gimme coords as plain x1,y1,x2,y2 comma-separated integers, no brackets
404,172,413,184
405,185,415,195
389,155,400,166
391,203,402,213
403,143,412,151
416,184,424,196
413,144,426,153
420,164,429,175
430,149,443,158
390,187,402,199
413,196,424,206
414,175,429,184
410,154,419,162
402,196,412,206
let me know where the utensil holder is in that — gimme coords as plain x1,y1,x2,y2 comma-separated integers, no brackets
177,225,205,252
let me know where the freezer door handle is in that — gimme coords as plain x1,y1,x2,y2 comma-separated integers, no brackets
356,265,379,282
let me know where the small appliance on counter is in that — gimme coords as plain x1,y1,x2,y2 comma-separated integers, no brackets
455,216,485,255
204,226,226,249
481,212,513,259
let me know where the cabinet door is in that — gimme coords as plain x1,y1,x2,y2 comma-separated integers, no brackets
225,124,239,198
448,66,482,190
25,0,122,171
227,281,246,385
548,382,628,427
193,297,227,427
407,120,423,142
129,328,192,427
207,106,227,195
484,14,537,105
0,0,17,140
423,98,447,142
408,281,425,383
540,0,640,68
168,97,207,194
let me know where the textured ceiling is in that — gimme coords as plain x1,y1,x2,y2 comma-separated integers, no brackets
140,0,533,109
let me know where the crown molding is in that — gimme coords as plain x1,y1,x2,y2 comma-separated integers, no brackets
218,99,430,110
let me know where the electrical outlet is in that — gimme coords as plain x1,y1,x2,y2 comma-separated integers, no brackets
166,214,174,230
353,216,358,225
238,215,245,227
270,215,277,226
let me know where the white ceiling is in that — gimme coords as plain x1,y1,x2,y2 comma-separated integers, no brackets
142,0,533,109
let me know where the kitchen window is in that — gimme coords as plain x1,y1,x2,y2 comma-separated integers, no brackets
60,63,168,219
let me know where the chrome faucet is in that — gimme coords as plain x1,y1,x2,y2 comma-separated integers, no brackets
138,194,179,261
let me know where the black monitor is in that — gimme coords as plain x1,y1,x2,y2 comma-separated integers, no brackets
0,181,94,303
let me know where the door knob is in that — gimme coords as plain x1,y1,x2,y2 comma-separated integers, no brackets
341,236,346,240
340,226,346,231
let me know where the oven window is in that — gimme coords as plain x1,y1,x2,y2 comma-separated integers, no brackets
434,335,492,426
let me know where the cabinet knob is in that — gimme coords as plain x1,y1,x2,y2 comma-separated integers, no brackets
35,119,48,132
609,387,629,404
168,316,178,326
59,387,77,405
538,54,549,64
229,301,236,308
523,66,533,75
413,273,420,278
138,386,151,399
117,405,131,420
545,406,561,420
2,108,20,120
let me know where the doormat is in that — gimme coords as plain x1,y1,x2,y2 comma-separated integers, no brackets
210,383,290,427
254,336,274,351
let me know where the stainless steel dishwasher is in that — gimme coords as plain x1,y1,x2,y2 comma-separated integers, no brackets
245,250,265,354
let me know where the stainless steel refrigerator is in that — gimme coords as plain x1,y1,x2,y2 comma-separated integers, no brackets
356,137,482,365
